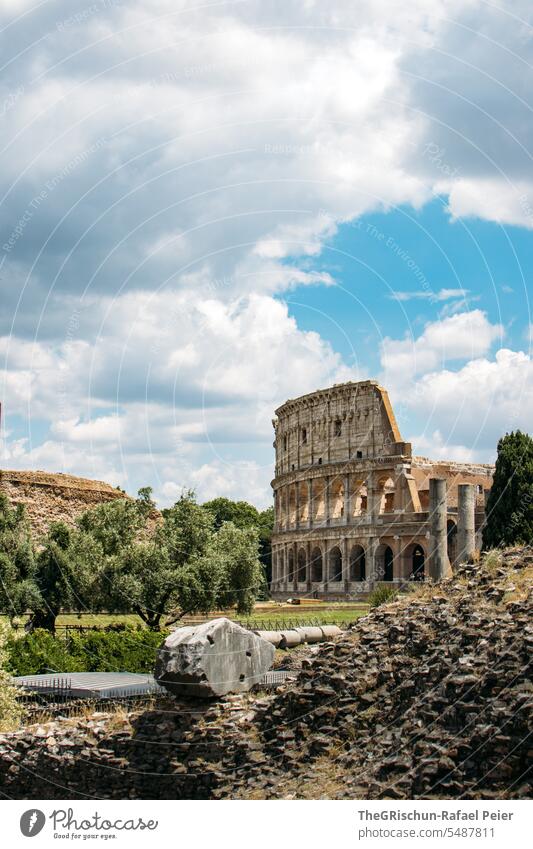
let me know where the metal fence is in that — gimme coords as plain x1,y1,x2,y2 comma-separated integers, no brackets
16,678,162,722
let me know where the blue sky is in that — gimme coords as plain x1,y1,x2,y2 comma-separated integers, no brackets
290,198,531,368
1,1,532,507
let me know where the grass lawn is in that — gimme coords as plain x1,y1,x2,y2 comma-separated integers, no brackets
2,602,369,632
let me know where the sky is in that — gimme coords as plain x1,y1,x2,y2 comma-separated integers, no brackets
0,0,532,508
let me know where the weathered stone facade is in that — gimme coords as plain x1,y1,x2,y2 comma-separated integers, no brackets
270,381,493,597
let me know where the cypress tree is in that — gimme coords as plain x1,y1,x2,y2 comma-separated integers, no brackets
483,430,533,549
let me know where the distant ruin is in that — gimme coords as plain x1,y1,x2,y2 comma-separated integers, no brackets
0,469,124,538
270,381,494,596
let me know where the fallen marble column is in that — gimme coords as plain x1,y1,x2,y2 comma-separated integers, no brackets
155,617,275,698
255,624,342,648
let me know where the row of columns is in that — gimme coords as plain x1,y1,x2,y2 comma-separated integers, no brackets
428,480,476,580
275,469,390,532
271,480,478,593
271,535,425,593
271,537,375,594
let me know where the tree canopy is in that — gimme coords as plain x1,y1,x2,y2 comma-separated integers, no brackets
0,488,265,631
483,430,533,549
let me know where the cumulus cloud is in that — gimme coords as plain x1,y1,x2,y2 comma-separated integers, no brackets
0,0,532,501
380,310,503,387
0,291,358,504
411,348,533,448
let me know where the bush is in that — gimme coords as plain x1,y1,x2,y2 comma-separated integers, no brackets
6,629,84,676
0,621,23,731
368,584,398,609
6,626,167,677
68,628,165,673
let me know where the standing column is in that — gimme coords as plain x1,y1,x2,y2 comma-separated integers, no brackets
429,478,449,581
308,478,314,528
342,536,350,593
306,539,312,592
344,473,351,525
365,537,378,591
322,541,329,595
457,483,476,565
293,541,298,592
271,549,277,592
295,482,300,530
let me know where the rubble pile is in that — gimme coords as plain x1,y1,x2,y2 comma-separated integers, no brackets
0,548,531,799
247,547,532,799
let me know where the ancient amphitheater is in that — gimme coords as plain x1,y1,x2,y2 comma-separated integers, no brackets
270,381,494,598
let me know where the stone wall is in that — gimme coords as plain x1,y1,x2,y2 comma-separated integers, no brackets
273,380,408,475
0,469,125,539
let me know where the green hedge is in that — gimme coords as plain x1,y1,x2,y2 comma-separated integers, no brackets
6,627,167,676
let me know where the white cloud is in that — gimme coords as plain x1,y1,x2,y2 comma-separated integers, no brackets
1,0,532,503
390,287,470,302
381,310,503,387
0,290,358,505
444,179,533,230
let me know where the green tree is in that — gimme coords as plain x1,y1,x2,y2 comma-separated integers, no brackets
202,497,273,592
202,497,260,529
77,496,145,557
29,523,102,632
105,492,222,630
0,494,39,621
215,522,263,615
483,430,533,549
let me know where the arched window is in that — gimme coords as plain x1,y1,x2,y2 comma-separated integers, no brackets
328,546,342,582
297,549,307,583
350,545,366,581
310,547,323,582
447,520,457,565
383,546,394,581
412,544,425,581
288,549,295,583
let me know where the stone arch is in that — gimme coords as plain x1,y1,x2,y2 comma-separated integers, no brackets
297,548,307,583
330,478,344,520
375,542,394,581
312,479,325,522
349,544,366,581
288,486,297,527
310,546,323,582
288,548,295,583
412,543,425,581
328,546,343,582
401,541,426,582
351,480,367,516
298,481,309,524
377,475,395,514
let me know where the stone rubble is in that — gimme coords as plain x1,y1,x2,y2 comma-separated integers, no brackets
0,547,531,799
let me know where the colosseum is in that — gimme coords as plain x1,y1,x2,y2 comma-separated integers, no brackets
270,380,494,598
